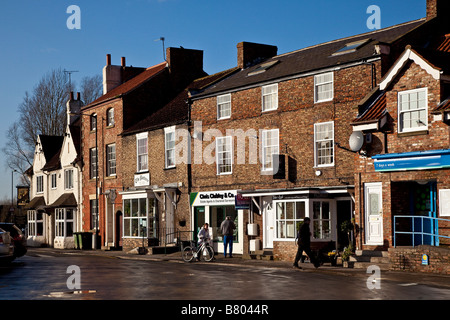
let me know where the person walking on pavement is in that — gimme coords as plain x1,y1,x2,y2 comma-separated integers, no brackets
220,216,236,258
293,217,320,269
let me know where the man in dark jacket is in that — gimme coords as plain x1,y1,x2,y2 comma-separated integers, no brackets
293,217,320,269
220,216,236,258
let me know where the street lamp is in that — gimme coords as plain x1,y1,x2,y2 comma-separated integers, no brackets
11,169,18,222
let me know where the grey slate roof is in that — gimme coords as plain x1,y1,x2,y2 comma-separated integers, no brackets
192,19,426,98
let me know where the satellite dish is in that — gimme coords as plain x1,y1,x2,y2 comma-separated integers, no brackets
349,131,364,152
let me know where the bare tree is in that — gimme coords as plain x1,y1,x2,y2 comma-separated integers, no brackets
2,68,102,184
80,74,102,105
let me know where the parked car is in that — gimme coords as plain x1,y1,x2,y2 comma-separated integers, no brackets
0,223,27,258
0,227,14,263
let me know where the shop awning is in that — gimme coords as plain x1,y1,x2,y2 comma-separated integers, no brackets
239,186,354,198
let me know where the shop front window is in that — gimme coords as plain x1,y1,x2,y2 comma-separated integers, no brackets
313,201,331,240
275,201,306,239
123,198,155,238
210,206,238,242
55,208,74,237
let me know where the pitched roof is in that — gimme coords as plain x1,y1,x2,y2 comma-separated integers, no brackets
122,67,239,135
193,19,425,98
433,97,450,113
352,90,386,124
84,62,167,108
39,135,63,161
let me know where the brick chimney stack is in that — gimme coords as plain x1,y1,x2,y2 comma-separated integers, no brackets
237,42,278,69
426,0,450,20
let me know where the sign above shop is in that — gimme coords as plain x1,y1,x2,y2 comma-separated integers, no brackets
134,172,150,187
373,149,450,172
190,190,237,206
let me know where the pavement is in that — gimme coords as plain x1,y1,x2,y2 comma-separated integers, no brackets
24,247,450,290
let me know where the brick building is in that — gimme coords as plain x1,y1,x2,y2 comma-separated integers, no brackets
351,0,450,252
80,48,206,249
189,19,430,260
118,68,237,251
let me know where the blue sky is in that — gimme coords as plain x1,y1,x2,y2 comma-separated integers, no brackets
0,0,425,202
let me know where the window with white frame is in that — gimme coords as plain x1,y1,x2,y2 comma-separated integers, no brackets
107,108,114,127
51,173,57,189
106,144,116,176
275,201,306,239
90,113,97,131
123,198,155,238
314,72,334,103
64,169,74,190
312,201,331,240
136,133,148,172
27,210,43,236
262,84,278,112
89,148,98,179
261,129,279,171
216,136,233,175
398,88,428,133
36,175,44,194
217,94,231,119
164,126,176,168
55,208,74,237
314,122,334,167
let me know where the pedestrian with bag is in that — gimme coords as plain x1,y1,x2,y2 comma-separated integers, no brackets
220,216,236,258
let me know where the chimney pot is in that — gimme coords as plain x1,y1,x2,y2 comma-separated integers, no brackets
70,91,74,101
106,54,111,66
77,92,81,101
121,57,126,67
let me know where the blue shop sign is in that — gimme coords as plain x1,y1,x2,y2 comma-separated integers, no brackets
373,149,450,172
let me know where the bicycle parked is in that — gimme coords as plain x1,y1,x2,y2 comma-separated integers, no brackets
182,238,214,262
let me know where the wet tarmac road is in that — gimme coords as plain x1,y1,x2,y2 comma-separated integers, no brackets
1,250,449,301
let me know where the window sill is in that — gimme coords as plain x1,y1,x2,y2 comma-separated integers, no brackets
397,130,428,137
314,98,334,104
105,175,117,180
164,166,176,171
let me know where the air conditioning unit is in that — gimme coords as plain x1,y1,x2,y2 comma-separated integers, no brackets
249,239,261,252
247,223,258,236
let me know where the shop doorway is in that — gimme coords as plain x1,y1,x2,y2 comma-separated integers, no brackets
193,206,205,242
210,206,238,243
364,182,383,245
393,181,437,246
336,200,352,250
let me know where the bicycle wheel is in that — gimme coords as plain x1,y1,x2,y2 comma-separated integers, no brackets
201,245,214,262
182,246,195,262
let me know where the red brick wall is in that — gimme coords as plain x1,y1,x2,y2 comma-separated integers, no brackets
191,63,379,192
191,62,382,259
354,60,450,250
81,99,124,246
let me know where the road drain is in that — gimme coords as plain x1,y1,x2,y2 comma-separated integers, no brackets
44,290,97,298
